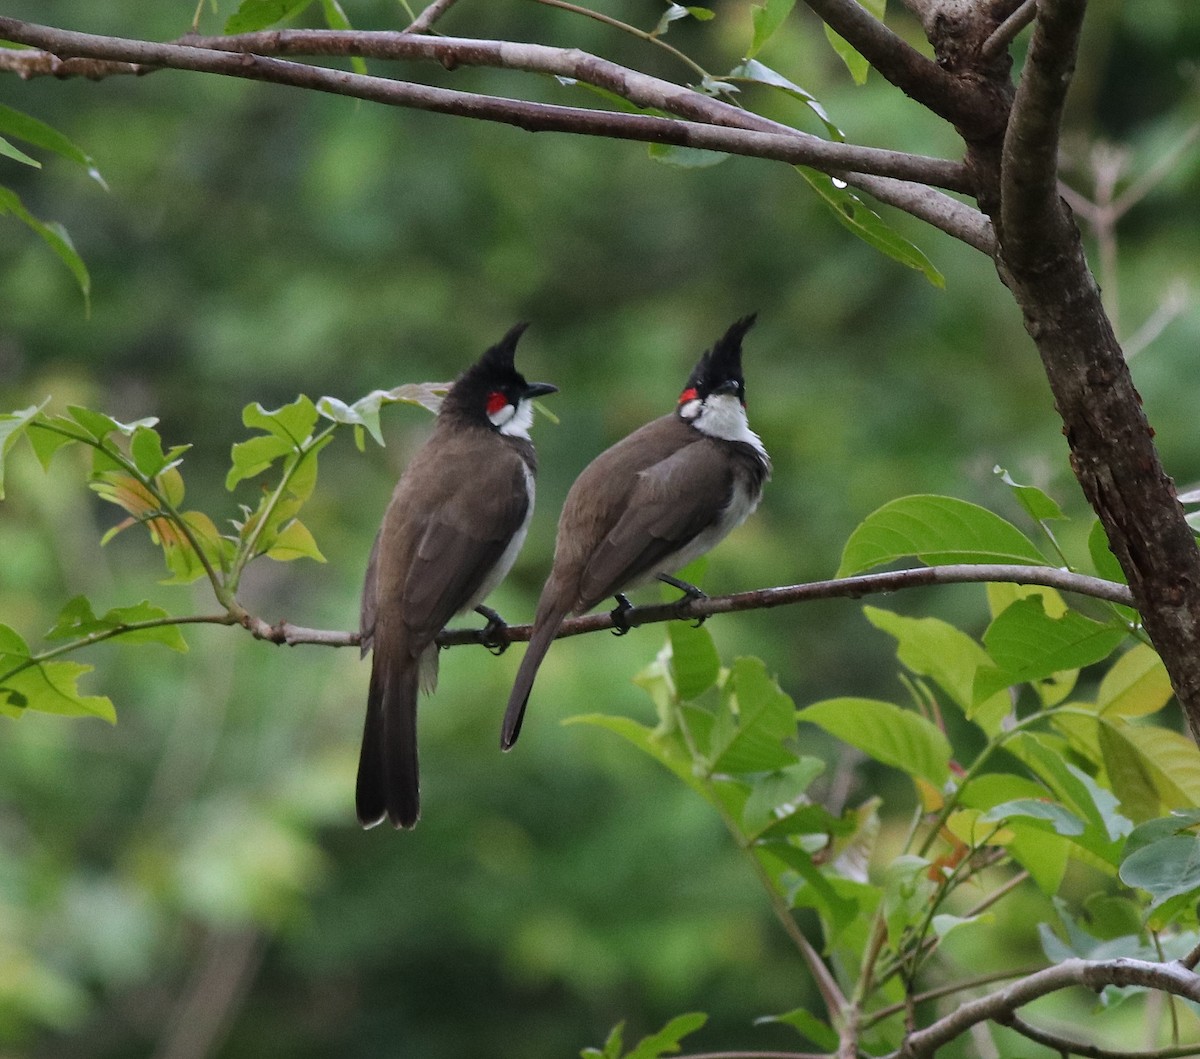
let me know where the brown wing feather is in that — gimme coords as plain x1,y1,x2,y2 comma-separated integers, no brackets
374,425,532,646
576,439,733,608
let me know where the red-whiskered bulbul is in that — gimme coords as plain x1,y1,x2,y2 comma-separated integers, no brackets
358,324,556,828
501,315,769,749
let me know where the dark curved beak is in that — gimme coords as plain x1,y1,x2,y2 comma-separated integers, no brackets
523,382,558,399
711,379,741,397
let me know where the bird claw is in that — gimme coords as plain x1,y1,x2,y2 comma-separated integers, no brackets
474,605,510,656
609,593,634,636
657,573,708,626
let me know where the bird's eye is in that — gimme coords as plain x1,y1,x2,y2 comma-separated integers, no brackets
678,387,698,405
486,391,509,415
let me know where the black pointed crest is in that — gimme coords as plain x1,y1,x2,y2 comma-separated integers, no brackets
478,321,530,374
442,322,532,421
684,314,757,396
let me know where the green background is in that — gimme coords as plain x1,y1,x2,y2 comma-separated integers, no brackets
1,1,1197,1055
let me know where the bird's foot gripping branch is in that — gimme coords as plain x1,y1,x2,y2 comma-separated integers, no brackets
5,388,1200,1052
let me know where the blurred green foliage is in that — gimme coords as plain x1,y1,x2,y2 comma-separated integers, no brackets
1,0,1199,1056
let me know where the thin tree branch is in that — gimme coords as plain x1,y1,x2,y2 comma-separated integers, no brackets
892,957,1200,1059
864,965,1042,1028
801,0,980,128
0,20,972,192
1000,1012,1200,1059
404,0,461,35
836,172,995,253
980,0,1037,59
229,564,1133,651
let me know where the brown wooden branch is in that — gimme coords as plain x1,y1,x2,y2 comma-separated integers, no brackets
993,0,1200,741
801,0,984,128
893,956,1200,1059
404,0,461,35
1000,1012,1200,1059
228,564,1133,651
0,19,971,193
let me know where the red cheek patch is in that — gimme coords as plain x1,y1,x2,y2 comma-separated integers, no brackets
486,391,509,416
678,387,698,405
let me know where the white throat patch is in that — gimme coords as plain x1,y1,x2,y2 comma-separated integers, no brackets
492,397,535,439
689,393,767,455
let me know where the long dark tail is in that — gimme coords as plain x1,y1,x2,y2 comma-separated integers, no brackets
357,650,421,828
501,598,572,750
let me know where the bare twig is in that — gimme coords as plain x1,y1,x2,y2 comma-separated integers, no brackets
154,929,264,1059
404,0,461,34
892,957,1200,1058
0,20,971,192
980,0,1037,59
1000,1012,1200,1059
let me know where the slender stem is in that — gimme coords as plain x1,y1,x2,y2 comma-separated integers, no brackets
529,0,712,86
404,0,461,34
0,613,235,684
863,965,1041,1029
980,0,1037,59
1002,1011,1200,1059
228,424,335,591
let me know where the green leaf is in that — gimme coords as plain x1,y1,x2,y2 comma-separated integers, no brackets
226,433,293,490
582,1020,624,1059
44,596,188,652
1098,644,1172,718
982,798,1086,836
0,401,48,498
242,395,318,445
0,622,31,657
863,606,1010,735
1088,519,1126,584
931,911,994,942
130,425,171,478
882,853,935,947
837,494,1046,577
748,0,797,58
708,657,798,774
0,134,40,168
994,466,1065,522
754,1007,838,1050
823,0,886,83
980,596,1124,692
625,1012,707,1059
727,59,842,140
1005,732,1130,864
0,185,90,306
317,0,367,74
741,758,826,836
1119,834,1200,907
1,659,115,723
0,103,107,188
667,621,720,700
264,518,326,563
225,0,314,33
798,697,950,785
1098,720,1200,815
796,168,944,287
67,405,118,442
647,143,730,169
26,415,84,470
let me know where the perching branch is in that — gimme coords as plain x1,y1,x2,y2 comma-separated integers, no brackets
1000,1012,1200,1059
0,19,972,193
891,956,1200,1059
227,564,1132,651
